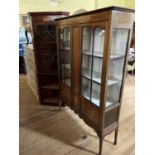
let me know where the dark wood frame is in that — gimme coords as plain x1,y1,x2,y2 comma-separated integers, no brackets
56,6,134,155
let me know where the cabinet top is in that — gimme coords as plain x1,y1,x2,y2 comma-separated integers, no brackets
28,11,69,16
55,6,134,21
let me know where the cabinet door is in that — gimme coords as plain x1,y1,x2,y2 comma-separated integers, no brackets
105,29,130,108
59,27,71,87
59,27,72,105
81,25,106,107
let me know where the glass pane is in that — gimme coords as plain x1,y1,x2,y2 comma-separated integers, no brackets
59,28,71,86
111,29,129,56
82,27,93,55
93,28,105,57
81,77,91,100
63,28,71,49
59,29,65,83
104,108,119,128
47,24,56,42
106,29,129,108
60,29,64,50
82,55,92,79
81,27,105,107
91,82,101,107
37,24,56,42
92,57,102,83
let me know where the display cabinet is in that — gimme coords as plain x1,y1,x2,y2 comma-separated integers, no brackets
28,12,69,106
56,7,134,154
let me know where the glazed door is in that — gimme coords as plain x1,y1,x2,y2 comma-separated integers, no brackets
81,25,106,107
71,27,81,112
59,27,72,105
80,22,108,126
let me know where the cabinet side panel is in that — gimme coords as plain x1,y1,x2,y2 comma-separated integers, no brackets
112,11,135,28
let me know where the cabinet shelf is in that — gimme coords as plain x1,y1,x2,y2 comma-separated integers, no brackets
93,51,103,57
92,77,101,83
82,74,119,86
83,93,90,101
91,97,100,106
82,94,116,108
61,47,70,50
105,102,120,112
61,65,70,71
64,64,70,69
82,74,91,80
110,54,124,59
91,98,116,108
37,72,58,75
43,96,60,104
82,73,101,84
82,51,103,58
82,52,92,56
108,79,120,86
42,83,59,90
65,79,71,86
82,52,124,59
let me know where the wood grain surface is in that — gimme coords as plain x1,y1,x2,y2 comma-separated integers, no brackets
19,75,135,155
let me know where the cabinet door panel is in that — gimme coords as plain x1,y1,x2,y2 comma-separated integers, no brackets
105,29,130,108
82,55,92,78
91,82,101,106
81,25,106,107
92,57,103,83
82,27,93,55
81,77,91,100
93,28,105,57
59,28,71,86
59,27,72,106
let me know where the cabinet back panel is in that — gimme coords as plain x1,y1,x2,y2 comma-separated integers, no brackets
40,89,59,99
38,74,58,86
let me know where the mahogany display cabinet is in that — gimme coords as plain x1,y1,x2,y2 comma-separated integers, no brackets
56,6,135,154
28,12,69,106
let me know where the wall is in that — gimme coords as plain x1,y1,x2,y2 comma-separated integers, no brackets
95,0,135,9
19,0,95,14
20,0,135,14
19,0,56,14
19,0,134,26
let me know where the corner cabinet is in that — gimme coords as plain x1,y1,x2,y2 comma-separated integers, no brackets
56,7,134,155
28,12,69,106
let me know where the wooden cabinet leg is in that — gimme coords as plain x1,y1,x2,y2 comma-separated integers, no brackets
99,136,103,155
114,129,118,145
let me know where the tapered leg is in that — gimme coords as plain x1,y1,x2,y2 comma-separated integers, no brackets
99,136,103,155
114,129,118,145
